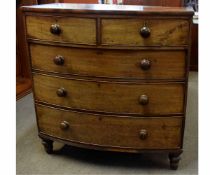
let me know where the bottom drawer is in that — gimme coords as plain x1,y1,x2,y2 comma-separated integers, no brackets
37,105,182,149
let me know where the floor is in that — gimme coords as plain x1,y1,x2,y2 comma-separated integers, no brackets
16,72,198,175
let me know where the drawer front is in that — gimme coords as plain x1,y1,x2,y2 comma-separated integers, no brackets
26,16,96,44
101,19,189,46
31,44,186,80
33,74,184,115
37,105,182,149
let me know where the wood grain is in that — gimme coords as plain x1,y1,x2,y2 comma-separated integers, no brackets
37,104,182,149
33,74,184,115
30,44,186,80
26,15,96,44
22,4,194,165
16,0,37,99
101,19,189,46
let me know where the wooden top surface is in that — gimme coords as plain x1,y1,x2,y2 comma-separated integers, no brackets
22,3,194,16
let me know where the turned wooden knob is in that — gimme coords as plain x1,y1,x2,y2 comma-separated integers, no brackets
140,25,151,38
139,129,148,140
53,55,64,65
50,24,61,35
139,95,149,105
140,59,151,70
60,121,69,130
56,88,67,97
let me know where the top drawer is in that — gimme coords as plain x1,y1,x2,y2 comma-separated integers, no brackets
26,16,96,45
101,19,189,46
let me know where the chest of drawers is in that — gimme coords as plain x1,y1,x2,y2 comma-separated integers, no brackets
22,3,193,170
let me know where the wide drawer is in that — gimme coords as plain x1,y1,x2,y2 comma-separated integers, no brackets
33,74,184,115
30,44,186,80
26,16,96,45
37,105,182,149
101,19,189,46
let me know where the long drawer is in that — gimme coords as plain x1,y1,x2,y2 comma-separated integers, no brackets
26,16,96,45
33,74,184,115
30,44,186,80
101,19,189,46
37,105,182,149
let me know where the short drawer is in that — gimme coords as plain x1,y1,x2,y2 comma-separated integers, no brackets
30,44,186,80
37,105,182,149
33,74,184,115
101,19,189,46
26,16,96,45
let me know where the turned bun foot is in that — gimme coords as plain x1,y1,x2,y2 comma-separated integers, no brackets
168,151,182,170
41,139,53,154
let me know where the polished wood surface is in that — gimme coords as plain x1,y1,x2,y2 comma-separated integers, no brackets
16,0,60,100
124,0,197,72
33,74,184,115
26,16,96,44
16,0,37,100
37,105,182,149
22,3,194,16
23,4,193,169
30,44,186,80
102,19,189,46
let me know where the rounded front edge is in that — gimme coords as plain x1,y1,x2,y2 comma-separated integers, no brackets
38,132,181,154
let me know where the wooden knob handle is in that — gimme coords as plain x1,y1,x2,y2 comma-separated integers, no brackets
56,88,67,97
140,25,151,38
60,121,69,130
50,24,61,35
139,129,148,140
140,59,151,70
139,95,149,105
54,55,64,65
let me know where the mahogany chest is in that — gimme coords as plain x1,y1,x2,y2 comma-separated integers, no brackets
22,3,194,169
